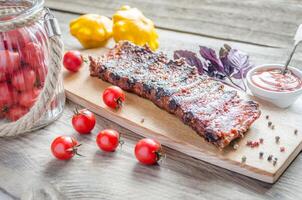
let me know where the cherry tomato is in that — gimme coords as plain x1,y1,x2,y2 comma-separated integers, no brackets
22,42,45,69
0,72,7,82
102,86,125,109
8,85,20,105
96,129,121,152
19,88,41,108
0,111,5,119
51,136,80,160
72,109,96,134
4,29,32,50
0,29,31,51
12,68,36,91
0,50,21,74
34,63,48,87
6,105,28,121
134,138,163,165
0,34,5,50
63,51,83,72
0,83,16,111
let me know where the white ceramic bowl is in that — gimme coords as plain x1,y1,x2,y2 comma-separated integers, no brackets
246,64,302,108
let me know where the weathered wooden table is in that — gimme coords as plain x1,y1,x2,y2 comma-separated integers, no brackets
1,1,302,199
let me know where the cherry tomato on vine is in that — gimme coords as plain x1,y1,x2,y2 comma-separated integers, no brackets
51,136,81,160
96,129,122,152
63,50,83,72
134,138,163,165
72,109,96,134
102,86,125,109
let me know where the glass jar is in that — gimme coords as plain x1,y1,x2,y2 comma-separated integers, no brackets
0,0,65,133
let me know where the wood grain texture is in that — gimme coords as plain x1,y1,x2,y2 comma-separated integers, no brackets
1,2,302,199
0,102,301,200
46,0,302,48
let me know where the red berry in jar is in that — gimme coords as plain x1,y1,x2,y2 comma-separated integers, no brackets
0,72,7,82
12,68,36,91
0,50,21,74
6,105,28,121
8,85,20,105
0,3,65,132
19,88,41,108
0,83,12,110
3,29,32,50
22,42,45,69
34,64,48,87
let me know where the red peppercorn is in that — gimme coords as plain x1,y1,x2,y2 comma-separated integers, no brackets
280,147,285,152
252,141,259,148
246,141,252,146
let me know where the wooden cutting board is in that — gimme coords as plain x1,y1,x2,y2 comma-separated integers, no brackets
63,48,302,183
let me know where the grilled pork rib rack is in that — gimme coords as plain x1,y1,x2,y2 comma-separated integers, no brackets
89,41,261,148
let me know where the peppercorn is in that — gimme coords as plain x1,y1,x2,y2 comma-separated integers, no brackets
273,158,278,166
268,155,273,162
268,121,272,127
241,156,247,163
275,136,280,143
259,138,264,144
265,115,269,120
294,129,298,135
280,147,285,152
259,152,264,159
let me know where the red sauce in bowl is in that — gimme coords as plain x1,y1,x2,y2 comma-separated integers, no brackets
251,68,302,92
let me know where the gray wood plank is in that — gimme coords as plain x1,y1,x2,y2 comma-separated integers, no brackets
55,10,302,70
46,0,302,48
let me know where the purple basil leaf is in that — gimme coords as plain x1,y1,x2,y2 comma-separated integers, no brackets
199,46,224,73
220,55,234,76
225,49,253,79
205,63,226,79
174,50,204,74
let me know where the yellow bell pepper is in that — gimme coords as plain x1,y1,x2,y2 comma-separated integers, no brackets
70,14,113,49
112,5,159,51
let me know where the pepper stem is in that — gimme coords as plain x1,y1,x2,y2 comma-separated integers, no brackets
66,144,84,157
115,97,123,110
